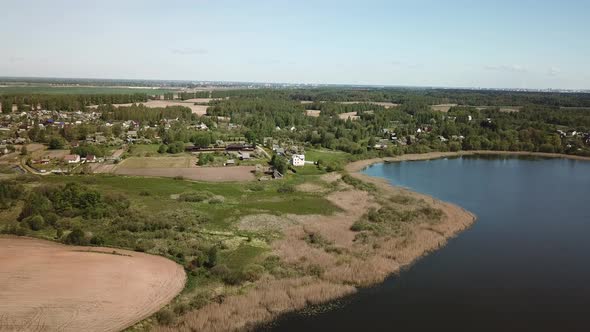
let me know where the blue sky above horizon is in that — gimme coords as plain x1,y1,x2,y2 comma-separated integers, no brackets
1,0,589,89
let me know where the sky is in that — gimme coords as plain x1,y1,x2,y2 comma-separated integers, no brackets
1,0,589,89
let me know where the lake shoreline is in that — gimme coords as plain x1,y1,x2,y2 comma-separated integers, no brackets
160,157,477,331
346,150,590,173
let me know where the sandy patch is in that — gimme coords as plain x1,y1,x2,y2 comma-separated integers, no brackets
305,110,321,117
0,236,185,332
32,149,69,160
338,112,359,120
430,104,457,112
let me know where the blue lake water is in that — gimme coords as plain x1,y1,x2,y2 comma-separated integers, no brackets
264,156,590,331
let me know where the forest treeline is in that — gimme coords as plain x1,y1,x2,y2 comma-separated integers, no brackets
210,88,590,108
1,93,149,112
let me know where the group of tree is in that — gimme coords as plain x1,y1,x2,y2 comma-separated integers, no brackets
0,93,149,112
99,104,193,122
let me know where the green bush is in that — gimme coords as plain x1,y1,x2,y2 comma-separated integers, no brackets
158,144,167,154
90,235,105,246
64,228,87,245
25,215,45,231
155,308,175,325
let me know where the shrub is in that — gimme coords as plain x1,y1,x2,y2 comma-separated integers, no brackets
179,191,213,202
208,196,224,204
210,264,231,278
138,190,151,196
277,183,295,193
25,215,45,231
242,264,265,282
341,174,376,192
173,302,190,315
158,144,168,154
90,235,105,246
247,183,265,192
44,212,59,226
389,195,414,205
155,308,175,325
64,228,87,245
167,141,185,154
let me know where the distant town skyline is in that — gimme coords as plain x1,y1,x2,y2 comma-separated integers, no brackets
1,0,589,90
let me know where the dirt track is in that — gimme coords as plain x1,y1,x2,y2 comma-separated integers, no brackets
0,236,185,332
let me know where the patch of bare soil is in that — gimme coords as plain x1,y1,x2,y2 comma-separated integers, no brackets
0,236,185,332
305,110,321,117
338,112,359,120
430,104,457,112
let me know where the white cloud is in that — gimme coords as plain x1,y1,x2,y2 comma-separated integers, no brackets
484,64,527,73
548,67,561,76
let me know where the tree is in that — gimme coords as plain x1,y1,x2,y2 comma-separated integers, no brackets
245,130,258,144
48,137,65,150
1,98,12,114
271,154,287,174
112,124,123,137
20,146,28,155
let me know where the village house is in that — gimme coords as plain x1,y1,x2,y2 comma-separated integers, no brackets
63,154,81,164
239,151,251,160
85,155,97,163
291,154,305,167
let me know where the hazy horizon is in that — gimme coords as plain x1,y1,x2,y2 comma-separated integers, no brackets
2,0,589,90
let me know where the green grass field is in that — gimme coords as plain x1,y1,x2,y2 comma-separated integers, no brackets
0,85,173,95
305,148,350,164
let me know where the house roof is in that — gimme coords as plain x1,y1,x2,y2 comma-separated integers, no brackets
64,154,80,161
